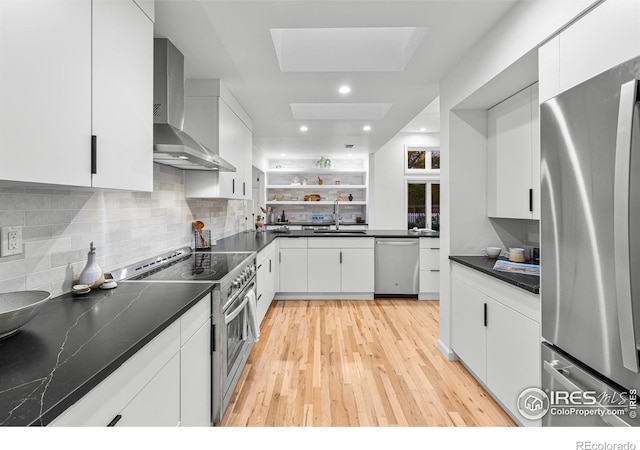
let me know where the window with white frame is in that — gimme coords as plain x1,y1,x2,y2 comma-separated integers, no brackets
404,146,440,174
406,180,440,231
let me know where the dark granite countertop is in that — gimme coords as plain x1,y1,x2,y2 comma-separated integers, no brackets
208,230,440,253
264,222,369,227
0,281,212,426
449,256,540,294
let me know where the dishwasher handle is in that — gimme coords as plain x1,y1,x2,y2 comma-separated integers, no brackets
375,240,418,246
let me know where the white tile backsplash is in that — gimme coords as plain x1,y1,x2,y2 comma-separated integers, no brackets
0,164,250,297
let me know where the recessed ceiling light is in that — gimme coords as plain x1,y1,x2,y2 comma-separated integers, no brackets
280,153,287,156
363,125,371,131
339,86,351,94
178,156,189,160
300,126,308,132
420,127,427,132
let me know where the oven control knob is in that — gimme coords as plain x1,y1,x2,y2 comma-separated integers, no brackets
232,280,240,289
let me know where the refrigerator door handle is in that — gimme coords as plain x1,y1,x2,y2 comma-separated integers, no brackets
543,361,632,427
614,79,640,373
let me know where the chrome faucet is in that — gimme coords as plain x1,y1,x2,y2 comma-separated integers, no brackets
333,199,340,230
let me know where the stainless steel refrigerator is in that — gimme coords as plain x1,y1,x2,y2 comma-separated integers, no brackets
541,56,640,426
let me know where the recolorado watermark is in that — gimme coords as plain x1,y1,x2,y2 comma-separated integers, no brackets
576,442,636,450
516,387,637,421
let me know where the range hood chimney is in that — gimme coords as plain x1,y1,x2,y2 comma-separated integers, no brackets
153,38,236,171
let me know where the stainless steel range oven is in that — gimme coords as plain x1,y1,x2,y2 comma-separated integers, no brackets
115,247,257,424
213,266,256,422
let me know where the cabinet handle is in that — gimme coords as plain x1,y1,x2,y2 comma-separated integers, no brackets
232,179,235,194
257,264,263,269
269,259,272,273
279,251,281,264
107,414,122,427
483,303,488,327
257,294,262,301
211,324,216,353
243,182,246,196
430,270,440,272
529,188,533,212
339,251,342,264
91,135,97,174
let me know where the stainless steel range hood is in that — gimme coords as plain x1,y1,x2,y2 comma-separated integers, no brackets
153,39,236,172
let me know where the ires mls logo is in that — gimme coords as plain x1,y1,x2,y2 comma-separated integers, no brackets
517,388,550,420
516,387,636,421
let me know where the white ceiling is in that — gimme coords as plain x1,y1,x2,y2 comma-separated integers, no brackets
154,0,518,159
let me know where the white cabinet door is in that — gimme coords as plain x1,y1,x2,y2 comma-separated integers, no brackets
419,270,440,295
487,86,533,219
451,277,487,383
92,0,153,191
486,297,540,426
308,249,341,292
218,99,246,199
0,0,92,187
117,352,181,427
263,246,276,311
0,0,152,191
180,318,212,427
279,248,308,292
341,248,374,293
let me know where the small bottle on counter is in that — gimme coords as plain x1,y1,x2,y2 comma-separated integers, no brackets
281,210,286,222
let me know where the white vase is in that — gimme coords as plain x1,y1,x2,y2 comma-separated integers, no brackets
79,242,104,288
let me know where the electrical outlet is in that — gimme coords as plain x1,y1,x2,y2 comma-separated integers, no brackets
0,226,22,257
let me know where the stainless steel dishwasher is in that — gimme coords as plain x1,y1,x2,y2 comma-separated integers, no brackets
374,238,419,295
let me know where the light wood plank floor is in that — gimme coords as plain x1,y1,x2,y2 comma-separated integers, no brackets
221,299,515,427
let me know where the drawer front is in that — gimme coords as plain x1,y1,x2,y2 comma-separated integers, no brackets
420,270,440,293
420,248,440,270
278,237,308,248
419,237,440,249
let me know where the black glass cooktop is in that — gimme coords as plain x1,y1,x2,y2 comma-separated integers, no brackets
130,252,253,282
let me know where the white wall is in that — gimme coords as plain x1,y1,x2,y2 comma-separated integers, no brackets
438,0,600,359
369,132,439,230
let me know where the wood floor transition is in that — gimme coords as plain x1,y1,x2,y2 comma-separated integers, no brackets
220,299,515,427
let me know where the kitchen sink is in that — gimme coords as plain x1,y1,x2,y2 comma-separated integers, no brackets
312,230,368,235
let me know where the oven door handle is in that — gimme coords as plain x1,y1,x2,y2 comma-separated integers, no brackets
224,294,249,325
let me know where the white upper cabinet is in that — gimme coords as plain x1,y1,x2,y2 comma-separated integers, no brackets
0,0,92,187
0,0,153,191
92,0,153,191
539,0,640,102
487,83,540,220
184,80,253,200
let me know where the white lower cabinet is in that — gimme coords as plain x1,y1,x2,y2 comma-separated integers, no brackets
451,263,540,426
117,352,181,427
340,247,374,293
256,241,276,323
307,238,374,295
308,248,341,292
179,297,212,427
50,294,211,427
278,238,308,293
276,237,374,297
419,238,440,299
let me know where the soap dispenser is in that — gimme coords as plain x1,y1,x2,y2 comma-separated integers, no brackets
79,242,104,288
